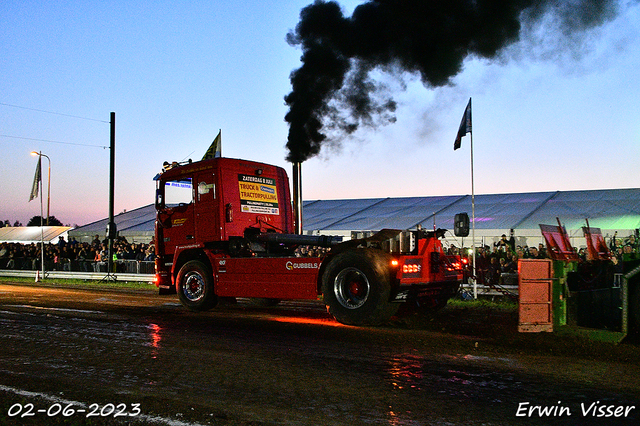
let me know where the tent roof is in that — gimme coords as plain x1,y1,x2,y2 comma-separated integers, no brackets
69,204,156,241
304,188,640,232
68,188,640,242
0,226,71,243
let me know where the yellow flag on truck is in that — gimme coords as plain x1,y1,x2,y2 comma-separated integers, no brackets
202,130,221,160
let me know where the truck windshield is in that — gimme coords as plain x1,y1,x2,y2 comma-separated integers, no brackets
164,178,193,207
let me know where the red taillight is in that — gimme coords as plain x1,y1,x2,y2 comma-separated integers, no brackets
402,264,421,274
444,256,465,272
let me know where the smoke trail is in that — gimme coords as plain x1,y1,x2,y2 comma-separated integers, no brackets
284,0,620,163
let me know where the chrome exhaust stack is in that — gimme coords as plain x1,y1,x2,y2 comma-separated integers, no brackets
292,162,303,235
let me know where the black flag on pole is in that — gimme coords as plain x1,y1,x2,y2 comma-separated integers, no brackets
29,156,41,201
454,98,472,150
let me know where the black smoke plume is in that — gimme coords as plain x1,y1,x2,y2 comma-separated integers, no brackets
284,0,619,163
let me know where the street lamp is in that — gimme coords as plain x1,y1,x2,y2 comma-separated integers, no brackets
30,151,51,225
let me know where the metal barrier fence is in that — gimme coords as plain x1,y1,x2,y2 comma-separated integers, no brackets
0,269,154,283
0,258,155,274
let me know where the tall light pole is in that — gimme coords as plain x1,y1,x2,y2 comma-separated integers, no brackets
31,151,51,225
30,151,50,279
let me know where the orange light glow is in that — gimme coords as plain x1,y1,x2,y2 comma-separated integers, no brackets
391,259,399,267
271,316,348,327
447,261,462,271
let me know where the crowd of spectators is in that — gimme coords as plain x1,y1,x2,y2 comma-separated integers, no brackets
294,246,330,257
0,234,155,273
441,230,550,286
609,233,639,262
444,230,639,286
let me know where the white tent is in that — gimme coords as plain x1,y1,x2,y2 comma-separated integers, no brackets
69,188,640,248
0,226,71,244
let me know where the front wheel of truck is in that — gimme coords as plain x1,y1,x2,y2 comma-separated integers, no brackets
177,260,217,311
322,249,399,326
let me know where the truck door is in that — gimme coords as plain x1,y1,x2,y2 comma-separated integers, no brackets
194,171,220,242
157,177,195,253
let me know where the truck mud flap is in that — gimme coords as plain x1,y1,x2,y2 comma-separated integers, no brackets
392,288,410,302
393,283,460,302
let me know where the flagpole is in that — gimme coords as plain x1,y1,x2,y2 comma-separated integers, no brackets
39,153,45,279
469,101,476,299
453,97,475,297
45,156,51,226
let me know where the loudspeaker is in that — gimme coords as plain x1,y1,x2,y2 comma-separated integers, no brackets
454,213,469,237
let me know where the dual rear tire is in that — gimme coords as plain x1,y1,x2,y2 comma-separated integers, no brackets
322,249,399,326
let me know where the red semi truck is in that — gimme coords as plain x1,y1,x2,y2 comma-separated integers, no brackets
154,157,463,325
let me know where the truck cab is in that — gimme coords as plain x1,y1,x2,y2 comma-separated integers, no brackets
154,158,294,293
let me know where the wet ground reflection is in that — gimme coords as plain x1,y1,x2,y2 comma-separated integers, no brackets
147,322,162,358
0,285,639,425
384,352,639,425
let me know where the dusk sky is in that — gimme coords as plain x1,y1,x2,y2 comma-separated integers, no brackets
1,0,639,227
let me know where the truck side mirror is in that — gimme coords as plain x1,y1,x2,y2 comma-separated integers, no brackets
454,213,469,237
155,188,163,210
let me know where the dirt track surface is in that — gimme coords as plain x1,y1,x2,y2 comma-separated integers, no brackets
0,282,639,425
